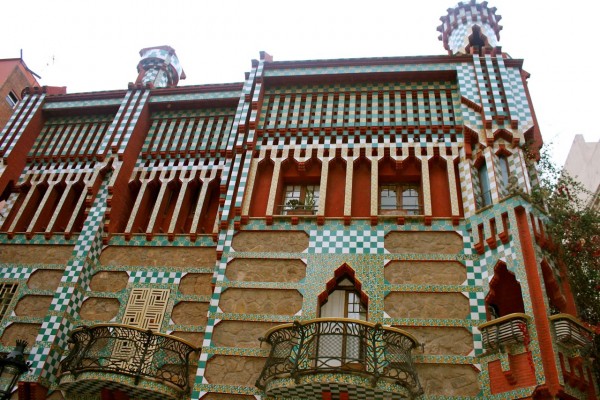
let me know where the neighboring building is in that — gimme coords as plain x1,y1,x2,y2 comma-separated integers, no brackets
0,57,41,130
0,2,597,400
563,134,600,210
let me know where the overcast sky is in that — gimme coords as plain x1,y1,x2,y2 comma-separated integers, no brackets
2,0,598,166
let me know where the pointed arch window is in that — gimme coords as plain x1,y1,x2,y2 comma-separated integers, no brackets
320,278,367,320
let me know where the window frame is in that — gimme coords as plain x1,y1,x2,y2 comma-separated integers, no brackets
0,283,18,321
281,183,319,215
379,183,421,215
5,91,19,108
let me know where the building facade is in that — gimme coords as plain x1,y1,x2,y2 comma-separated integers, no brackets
563,134,600,211
0,2,597,399
0,57,41,131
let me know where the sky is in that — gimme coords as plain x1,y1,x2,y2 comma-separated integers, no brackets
2,0,598,166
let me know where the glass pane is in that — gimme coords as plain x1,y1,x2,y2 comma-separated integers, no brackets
347,292,367,320
306,185,319,213
478,163,492,206
380,185,398,210
402,187,420,214
499,157,510,188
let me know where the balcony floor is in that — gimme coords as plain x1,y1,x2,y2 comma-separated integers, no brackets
265,373,414,399
58,371,183,400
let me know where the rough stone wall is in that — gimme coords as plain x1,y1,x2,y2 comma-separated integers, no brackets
99,246,216,267
398,326,473,355
225,259,306,282
79,298,120,321
14,295,52,317
89,271,129,292
178,274,213,296
218,289,303,315
231,231,308,252
0,323,41,348
385,292,469,319
385,231,463,254
204,356,265,386
416,364,480,396
171,302,209,326
212,321,279,349
0,245,72,264
385,260,466,285
26,269,64,291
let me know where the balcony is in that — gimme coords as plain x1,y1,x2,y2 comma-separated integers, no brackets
256,318,423,399
58,324,197,400
478,313,531,350
550,313,594,349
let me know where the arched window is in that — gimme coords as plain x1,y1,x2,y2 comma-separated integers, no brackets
319,266,368,321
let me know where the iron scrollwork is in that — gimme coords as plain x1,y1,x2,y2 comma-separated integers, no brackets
59,324,197,393
256,318,423,398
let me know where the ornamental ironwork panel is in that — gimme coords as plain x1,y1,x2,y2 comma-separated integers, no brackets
256,318,422,398
59,324,196,393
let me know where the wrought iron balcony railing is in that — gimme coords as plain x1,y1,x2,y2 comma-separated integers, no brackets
256,318,423,398
550,313,594,349
478,313,531,350
58,324,197,397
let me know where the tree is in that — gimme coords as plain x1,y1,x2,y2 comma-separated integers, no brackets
529,144,600,380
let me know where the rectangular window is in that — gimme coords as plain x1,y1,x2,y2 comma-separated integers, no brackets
5,91,19,108
282,184,319,215
498,156,510,196
478,163,492,207
0,283,18,320
379,184,421,215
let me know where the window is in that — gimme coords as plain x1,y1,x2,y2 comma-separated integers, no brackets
478,162,492,207
320,279,367,320
318,278,367,368
379,184,421,215
281,184,319,214
498,156,510,195
5,91,19,108
0,283,18,320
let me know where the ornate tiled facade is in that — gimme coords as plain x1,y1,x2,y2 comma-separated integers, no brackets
0,2,597,400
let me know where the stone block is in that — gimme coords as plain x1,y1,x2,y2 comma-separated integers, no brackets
385,261,466,285
232,231,308,252
219,289,302,315
225,259,306,282
385,292,469,319
27,269,64,290
385,231,463,254
89,271,129,292
79,297,120,321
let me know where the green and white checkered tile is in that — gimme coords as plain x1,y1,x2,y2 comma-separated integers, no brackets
0,266,34,280
128,271,183,284
308,228,384,254
468,290,487,322
98,91,134,155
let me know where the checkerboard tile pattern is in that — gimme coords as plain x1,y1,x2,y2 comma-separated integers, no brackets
308,228,384,254
128,270,183,284
25,173,112,383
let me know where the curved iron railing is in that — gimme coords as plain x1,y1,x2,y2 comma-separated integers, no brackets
59,324,197,393
256,318,422,397
478,313,530,350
